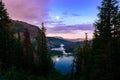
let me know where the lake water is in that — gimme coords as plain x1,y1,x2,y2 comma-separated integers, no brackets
52,55,76,74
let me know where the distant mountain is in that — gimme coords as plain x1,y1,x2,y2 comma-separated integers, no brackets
12,20,84,53
67,38,85,42
47,37,73,48
47,37,84,53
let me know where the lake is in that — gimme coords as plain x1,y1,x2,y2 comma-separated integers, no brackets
52,55,76,74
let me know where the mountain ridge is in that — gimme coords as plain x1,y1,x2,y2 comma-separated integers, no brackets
12,20,84,53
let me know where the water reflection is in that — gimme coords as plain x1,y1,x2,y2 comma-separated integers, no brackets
52,55,76,74
56,57,60,62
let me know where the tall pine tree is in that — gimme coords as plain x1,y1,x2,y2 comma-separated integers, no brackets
92,0,120,80
0,0,15,71
35,23,53,76
23,28,34,71
75,33,91,80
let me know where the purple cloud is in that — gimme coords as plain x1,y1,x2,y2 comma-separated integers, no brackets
63,11,68,15
72,13,80,16
47,24,94,34
44,20,63,24
3,0,51,23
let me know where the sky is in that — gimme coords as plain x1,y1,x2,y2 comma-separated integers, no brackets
3,0,107,39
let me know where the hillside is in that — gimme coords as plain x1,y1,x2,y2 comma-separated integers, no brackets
47,37,73,48
12,20,84,53
12,20,40,38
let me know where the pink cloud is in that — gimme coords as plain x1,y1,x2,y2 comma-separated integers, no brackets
3,0,51,24
47,24,94,34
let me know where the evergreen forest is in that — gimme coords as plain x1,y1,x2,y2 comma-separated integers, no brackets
0,0,120,80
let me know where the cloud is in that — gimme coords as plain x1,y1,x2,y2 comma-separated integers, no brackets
63,11,68,15
44,20,63,24
47,24,94,34
72,13,80,16
3,0,51,23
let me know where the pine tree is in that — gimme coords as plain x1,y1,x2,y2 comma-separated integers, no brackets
0,0,15,71
93,0,119,45
23,28,34,71
111,11,120,80
92,0,120,80
75,33,91,80
96,0,118,37
35,23,53,76
13,32,24,70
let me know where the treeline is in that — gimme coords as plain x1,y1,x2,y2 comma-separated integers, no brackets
75,0,120,80
0,0,53,78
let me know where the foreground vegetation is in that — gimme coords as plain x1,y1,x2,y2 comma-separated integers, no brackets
0,1,71,80
75,0,120,80
0,0,54,79
0,67,68,80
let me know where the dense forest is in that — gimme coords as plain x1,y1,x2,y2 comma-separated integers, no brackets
0,0,120,80
75,0,120,80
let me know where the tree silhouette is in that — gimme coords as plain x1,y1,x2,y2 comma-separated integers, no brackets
92,0,120,80
0,0,16,71
35,23,53,76
23,28,34,71
75,33,91,80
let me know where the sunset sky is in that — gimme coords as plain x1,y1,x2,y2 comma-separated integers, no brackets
3,0,118,39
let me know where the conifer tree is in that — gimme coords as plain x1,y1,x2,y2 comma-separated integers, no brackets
75,33,91,80
93,0,119,46
23,28,34,71
13,32,24,69
92,0,120,80
35,23,53,76
0,0,15,71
